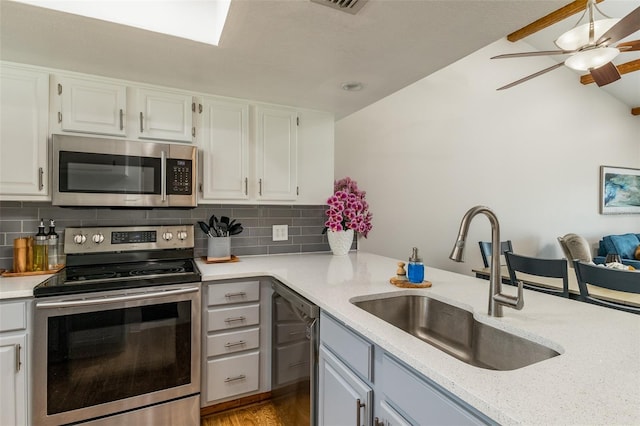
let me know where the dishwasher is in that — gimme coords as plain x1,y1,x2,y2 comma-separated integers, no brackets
271,280,320,425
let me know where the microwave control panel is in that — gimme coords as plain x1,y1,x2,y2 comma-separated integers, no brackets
167,159,193,195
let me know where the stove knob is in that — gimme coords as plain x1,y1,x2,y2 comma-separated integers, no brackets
73,234,86,244
162,231,174,241
177,231,188,240
92,233,105,244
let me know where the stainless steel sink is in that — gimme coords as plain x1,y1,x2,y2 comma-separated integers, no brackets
352,295,560,371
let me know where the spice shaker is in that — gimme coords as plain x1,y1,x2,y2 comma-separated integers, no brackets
33,219,49,271
13,237,28,273
47,219,59,270
407,247,424,284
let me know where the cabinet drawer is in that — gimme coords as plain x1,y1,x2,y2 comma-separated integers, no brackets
207,327,259,357
275,340,310,386
206,351,259,401
320,312,372,381
207,304,259,332
381,354,484,425
207,281,260,306
0,301,26,332
275,322,308,345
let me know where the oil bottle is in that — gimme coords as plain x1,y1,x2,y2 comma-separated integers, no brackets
33,219,48,271
47,219,59,270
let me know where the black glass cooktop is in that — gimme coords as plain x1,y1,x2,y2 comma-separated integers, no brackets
34,259,200,297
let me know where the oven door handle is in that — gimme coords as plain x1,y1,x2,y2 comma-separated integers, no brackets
35,286,199,309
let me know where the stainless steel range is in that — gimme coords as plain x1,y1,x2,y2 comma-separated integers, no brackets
33,225,201,426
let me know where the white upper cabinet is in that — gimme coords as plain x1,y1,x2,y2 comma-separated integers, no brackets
255,105,298,201
198,97,250,201
296,109,334,205
54,75,126,136
0,64,49,200
135,88,194,142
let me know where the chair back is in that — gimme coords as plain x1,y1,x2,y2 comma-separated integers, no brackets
573,261,640,314
504,252,569,298
478,240,513,268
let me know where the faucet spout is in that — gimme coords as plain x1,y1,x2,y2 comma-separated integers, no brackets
450,206,523,317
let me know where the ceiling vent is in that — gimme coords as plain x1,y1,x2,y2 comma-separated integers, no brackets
310,0,368,14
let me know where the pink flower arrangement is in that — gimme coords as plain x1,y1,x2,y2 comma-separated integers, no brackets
324,177,373,238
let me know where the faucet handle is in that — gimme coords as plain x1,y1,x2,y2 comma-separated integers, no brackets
493,280,524,310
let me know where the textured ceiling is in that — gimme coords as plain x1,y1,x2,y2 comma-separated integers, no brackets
0,0,637,119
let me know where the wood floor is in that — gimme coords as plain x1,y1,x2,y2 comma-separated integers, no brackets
201,392,309,426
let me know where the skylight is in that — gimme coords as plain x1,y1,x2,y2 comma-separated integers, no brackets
11,0,231,46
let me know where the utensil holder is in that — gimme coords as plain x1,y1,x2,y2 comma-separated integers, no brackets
207,237,231,261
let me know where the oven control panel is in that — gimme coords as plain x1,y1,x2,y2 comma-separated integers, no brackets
64,225,194,254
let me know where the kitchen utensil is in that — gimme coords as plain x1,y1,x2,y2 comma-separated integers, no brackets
229,224,244,236
218,222,228,237
198,221,213,238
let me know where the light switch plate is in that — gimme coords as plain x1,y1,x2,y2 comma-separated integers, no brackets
272,224,288,241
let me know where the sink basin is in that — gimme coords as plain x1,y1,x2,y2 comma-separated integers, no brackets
352,295,560,371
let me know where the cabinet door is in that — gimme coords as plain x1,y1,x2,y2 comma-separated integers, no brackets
318,345,372,426
377,400,412,426
56,76,126,136
199,97,249,201
0,65,49,199
0,334,27,426
137,88,193,142
255,105,298,201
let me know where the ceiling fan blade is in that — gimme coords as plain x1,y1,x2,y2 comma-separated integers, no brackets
589,62,622,86
580,58,640,84
617,40,640,52
507,0,604,42
596,6,640,46
496,62,565,90
491,50,575,59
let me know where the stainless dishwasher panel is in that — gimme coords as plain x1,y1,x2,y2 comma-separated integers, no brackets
271,280,319,426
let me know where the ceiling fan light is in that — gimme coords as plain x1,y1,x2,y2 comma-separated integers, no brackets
564,47,620,71
554,18,620,50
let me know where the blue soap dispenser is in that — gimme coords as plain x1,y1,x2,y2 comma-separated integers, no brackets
408,247,424,284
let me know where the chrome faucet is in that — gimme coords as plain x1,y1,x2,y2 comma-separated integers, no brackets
450,206,523,317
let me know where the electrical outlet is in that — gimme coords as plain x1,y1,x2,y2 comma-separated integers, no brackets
272,224,288,241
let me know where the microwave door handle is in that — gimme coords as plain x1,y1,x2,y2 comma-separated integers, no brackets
35,286,199,309
161,150,167,202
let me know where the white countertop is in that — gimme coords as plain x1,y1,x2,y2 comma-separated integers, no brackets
2,252,639,424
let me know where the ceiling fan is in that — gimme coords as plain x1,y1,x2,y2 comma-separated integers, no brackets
492,0,640,90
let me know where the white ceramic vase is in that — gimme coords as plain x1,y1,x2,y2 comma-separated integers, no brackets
327,229,354,256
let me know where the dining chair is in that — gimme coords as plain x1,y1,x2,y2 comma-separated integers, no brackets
572,261,640,314
478,240,513,268
504,252,569,298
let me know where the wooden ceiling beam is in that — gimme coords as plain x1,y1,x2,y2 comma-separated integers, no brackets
580,59,640,84
507,0,605,42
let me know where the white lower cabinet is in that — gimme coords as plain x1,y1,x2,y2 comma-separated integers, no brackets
201,280,262,407
0,300,29,426
319,311,492,426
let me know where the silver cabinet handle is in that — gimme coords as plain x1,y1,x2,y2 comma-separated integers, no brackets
258,178,262,196
15,344,21,372
36,286,199,309
244,177,248,196
161,150,167,202
224,316,246,323
139,112,144,132
38,167,44,191
356,398,365,426
119,109,124,130
224,374,246,383
224,340,246,348
225,291,246,298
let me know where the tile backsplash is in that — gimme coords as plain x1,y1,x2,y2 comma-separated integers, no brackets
0,202,348,270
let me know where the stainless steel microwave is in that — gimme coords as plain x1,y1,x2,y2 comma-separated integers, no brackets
52,134,197,208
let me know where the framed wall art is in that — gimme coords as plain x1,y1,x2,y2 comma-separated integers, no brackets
600,166,640,214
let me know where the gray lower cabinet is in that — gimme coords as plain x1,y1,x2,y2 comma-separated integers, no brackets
319,311,492,426
318,345,372,426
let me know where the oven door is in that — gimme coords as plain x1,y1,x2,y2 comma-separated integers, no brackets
33,284,201,426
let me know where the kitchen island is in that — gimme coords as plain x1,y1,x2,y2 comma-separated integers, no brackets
1,251,638,424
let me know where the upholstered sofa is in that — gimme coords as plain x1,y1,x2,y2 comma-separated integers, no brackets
593,233,640,269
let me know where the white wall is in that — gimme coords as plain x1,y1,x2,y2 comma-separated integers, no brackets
335,38,640,275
